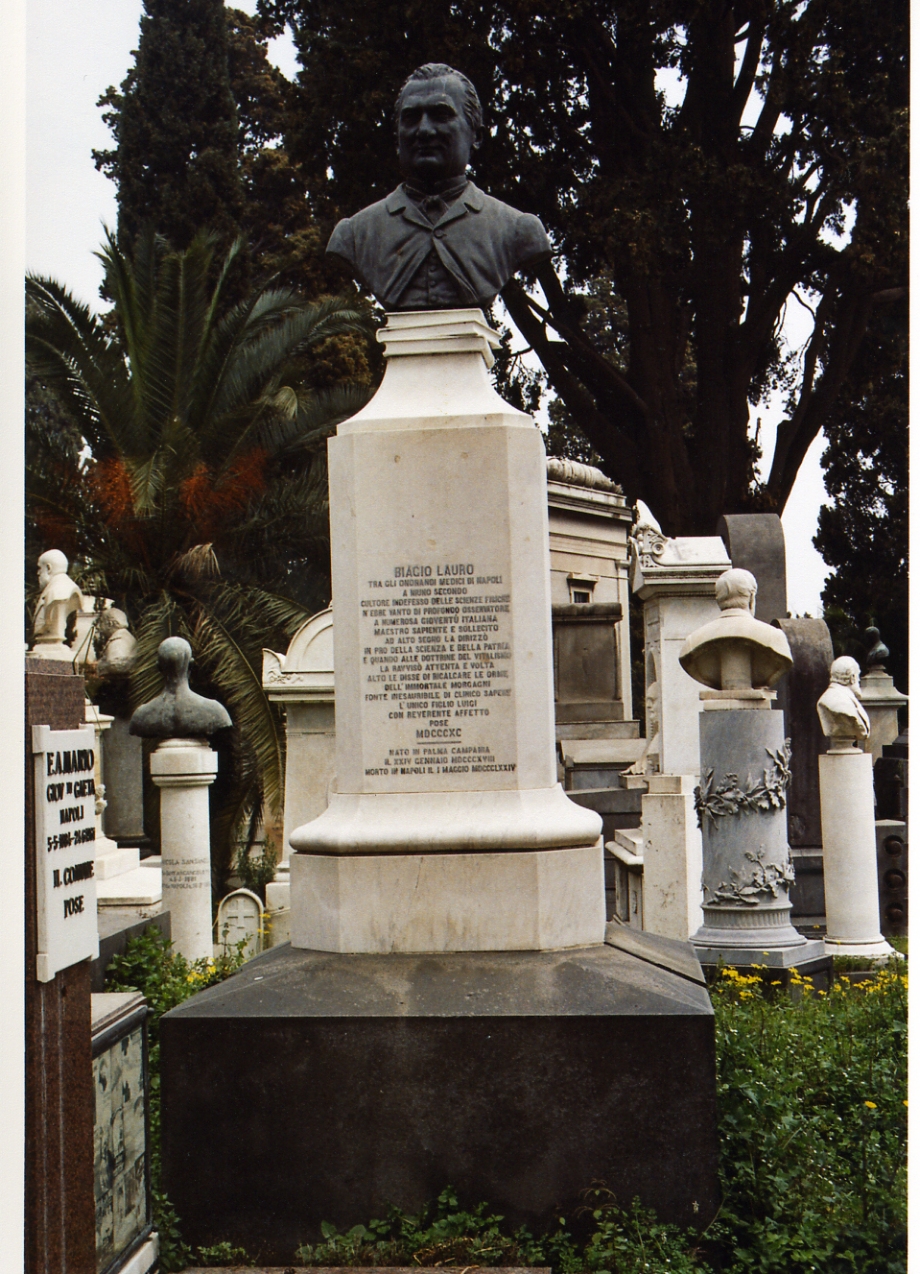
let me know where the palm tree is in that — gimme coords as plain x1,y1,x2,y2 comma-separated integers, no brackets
26,228,373,874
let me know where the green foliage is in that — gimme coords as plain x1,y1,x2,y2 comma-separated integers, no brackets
194,1239,254,1264
26,228,371,870
105,929,248,1272
94,0,244,254
104,927,246,1044
296,1187,557,1267
293,962,906,1273
233,841,279,903
581,1193,709,1274
816,297,908,695
707,962,907,1273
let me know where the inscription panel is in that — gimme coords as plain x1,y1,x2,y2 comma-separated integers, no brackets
32,724,100,982
358,561,518,788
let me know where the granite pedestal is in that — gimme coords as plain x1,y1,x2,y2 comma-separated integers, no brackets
160,928,719,1263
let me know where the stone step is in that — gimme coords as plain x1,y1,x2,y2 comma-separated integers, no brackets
94,845,140,880
96,865,162,907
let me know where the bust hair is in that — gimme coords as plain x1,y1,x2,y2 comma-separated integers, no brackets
395,63,483,132
829,655,861,687
715,567,758,610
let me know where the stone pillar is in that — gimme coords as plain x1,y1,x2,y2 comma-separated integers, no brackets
816,656,895,958
149,739,218,962
640,774,703,942
819,749,895,956
679,567,823,969
629,513,730,777
691,707,820,962
289,310,603,953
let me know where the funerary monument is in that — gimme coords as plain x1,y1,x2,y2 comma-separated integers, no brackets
160,64,719,1259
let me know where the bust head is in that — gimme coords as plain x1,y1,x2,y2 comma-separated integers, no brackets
715,568,757,613
158,635,193,687
395,64,483,190
828,655,861,690
37,549,69,590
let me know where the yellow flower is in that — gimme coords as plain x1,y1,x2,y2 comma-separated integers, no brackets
904,1100,908,1107
865,1101,877,1109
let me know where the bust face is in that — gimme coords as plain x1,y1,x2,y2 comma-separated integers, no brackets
37,559,52,589
397,76,478,188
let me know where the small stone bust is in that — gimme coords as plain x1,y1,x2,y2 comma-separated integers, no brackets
130,637,231,738
864,627,889,673
32,549,82,649
326,63,552,311
679,568,792,693
817,655,870,748
95,607,138,677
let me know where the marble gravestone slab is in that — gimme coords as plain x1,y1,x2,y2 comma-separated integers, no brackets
32,723,100,982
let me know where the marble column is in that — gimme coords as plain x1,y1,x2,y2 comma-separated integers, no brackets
680,567,824,967
131,636,230,962
817,656,896,958
150,739,218,962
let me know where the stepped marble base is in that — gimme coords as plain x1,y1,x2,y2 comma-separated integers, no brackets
290,841,606,953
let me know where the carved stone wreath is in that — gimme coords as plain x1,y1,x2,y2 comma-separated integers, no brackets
694,740,792,829
705,848,796,906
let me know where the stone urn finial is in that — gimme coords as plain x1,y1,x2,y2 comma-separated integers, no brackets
678,567,792,696
817,655,870,751
130,637,231,738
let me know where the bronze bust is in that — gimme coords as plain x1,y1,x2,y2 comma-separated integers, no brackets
326,63,552,311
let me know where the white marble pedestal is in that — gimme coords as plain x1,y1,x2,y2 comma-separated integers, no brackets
819,747,896,958
289,310,603,953
150,738,218,961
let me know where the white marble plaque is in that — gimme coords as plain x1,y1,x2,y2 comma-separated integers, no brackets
32,724,100,981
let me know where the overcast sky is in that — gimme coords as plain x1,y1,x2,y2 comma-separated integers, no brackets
26,0,832,615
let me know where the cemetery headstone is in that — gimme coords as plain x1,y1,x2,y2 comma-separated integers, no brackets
131,638,230,961
25,657,97,1274
817,657,896,958
716,512,788,624
216,888,264,959
773,617,834,918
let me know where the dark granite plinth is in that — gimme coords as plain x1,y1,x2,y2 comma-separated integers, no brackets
160,933,719,1262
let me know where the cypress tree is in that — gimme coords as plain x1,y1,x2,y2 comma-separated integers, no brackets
95,0,244,252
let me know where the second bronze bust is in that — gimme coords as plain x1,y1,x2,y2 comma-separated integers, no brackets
326,64,552,311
